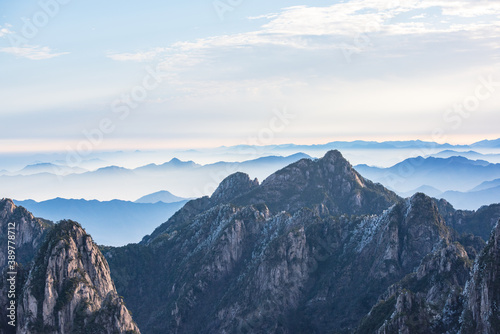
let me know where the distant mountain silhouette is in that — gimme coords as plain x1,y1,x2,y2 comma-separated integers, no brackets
430,150,500,163
4,162,87,176
440,186,500,210
14,198,188,246
0,153,311,201
355,156,500,193
471,178,500,192
399,185,443,198
135,190,189,204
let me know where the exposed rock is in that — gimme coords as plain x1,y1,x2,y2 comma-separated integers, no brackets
233,150,400,216
0,198,52,270
17,220,140,334
210,172,259,205
107,189,462,333
0,199,53,333
436,198,500,242
460,220,500,334
359,242,472,334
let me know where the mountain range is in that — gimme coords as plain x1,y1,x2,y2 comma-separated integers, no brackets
0,163,88,176
2,150,500,333
355,156,500,209
355,156,500,193
0,153,311,202
430,150,500,163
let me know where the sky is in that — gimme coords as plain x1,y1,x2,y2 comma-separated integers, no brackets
1,0,499,153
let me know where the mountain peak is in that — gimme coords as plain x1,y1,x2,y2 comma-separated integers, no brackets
322,149,343,162
169,157,182,163
18,219,141,333
211,172,259,204
231,150,400,216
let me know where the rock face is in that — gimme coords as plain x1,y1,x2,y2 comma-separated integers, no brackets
17,220,140,333
105,150,500,333
0,199,53,333
0,198,52,270
233,150,400,216
210,172,259,205
359,242,472,334
460,220,500,334
0,202,140,334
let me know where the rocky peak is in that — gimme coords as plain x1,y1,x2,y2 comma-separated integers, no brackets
233,150,400,216
0,198,52,270
18,220,140,334
460,220,500,334
210,172,259,204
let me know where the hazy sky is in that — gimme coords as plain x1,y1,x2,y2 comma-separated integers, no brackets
1,0,499,152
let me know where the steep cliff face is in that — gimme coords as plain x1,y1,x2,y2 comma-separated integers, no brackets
0,199,53,333
0,198,52,270
359,242,472,334
297,192,452,332
17,220,140,334
460,220,500,334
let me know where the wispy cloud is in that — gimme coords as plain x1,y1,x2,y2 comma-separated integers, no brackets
118,1,500,60
102,0,500,104
106,48,169,62
0,24,13,37
0,45,70,60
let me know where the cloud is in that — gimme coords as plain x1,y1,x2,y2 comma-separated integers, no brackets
106,1,500,67
0,45,69,60
106,47,170,62
170,1,500,54
426,0,500,18
101,0,500,105
411,14,427,20
0,25,13,37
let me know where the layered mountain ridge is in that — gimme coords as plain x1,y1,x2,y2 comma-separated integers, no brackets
2,150,500,333
106,150,500,333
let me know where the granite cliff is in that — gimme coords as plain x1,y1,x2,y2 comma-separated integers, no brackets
0,200,140,334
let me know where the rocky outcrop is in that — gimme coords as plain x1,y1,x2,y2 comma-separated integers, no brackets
210,172,259,205
0,198,52,270
18,220,140,334
107,180,469,333
359,242,472,333
233,150,400,216
460,220,500,334
0,199,53,333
